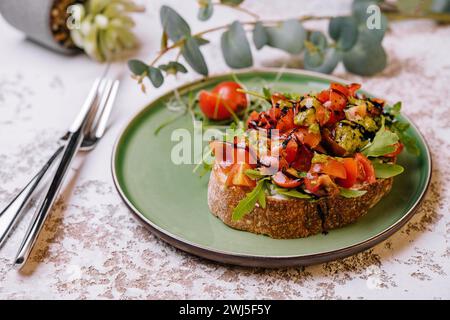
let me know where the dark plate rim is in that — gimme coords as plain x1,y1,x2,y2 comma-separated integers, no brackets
111,68,432,268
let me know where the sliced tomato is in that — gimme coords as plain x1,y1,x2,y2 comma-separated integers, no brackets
336,158,358,188
225,163,256,188
272,171,302,189
210,141,257,167
311,159,347,179
294,127,321,148
291,144,313,172
329,90,347,111
304,173,339,197
315,104,330,126
384,142,404,158
331,83,349,97
276,109,295,133
355,153,376,184
267,106,281,121
199,81,247,120
259,155,288,175
284,139,298,163
347,83,361,97
317,89,330,103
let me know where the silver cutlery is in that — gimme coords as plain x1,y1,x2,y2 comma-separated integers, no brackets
0,76,119,268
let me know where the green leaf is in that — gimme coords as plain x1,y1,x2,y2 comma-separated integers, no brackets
385,101,402,116
274,188,312,199
343,29,387,76
198,0,214,21
128,59,148,76
362,120,399,157
160,6,191,42
262,87,272,101
304,47,341,74
181,35,209,75
221,21,253,69
232,179,267,221
159,61,188,75
148,66,164,88
371,161,405,178
309,31,328,51
352,1,388,43
329,16,359,51
194,36,210,46
253,21,268,50
220,0,245,5
245,169,267,179
265,19,306,54
339,188,367,198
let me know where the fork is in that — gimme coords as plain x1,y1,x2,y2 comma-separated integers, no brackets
0,77,119,254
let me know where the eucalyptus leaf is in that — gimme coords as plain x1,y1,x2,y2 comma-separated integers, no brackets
343,29,387,76
148,66,164,88
309,31,328,50
128,59,148,76
328,16,359,51
194,36,210,46
339,188,367,198
253,21,268,50
304,48,341,74
371,162,405,178
160,5,191,42
198,0,214,21
159,61,188,74
352,1,388,43
266,19,306,54
181,35,209,75
221,21,253,69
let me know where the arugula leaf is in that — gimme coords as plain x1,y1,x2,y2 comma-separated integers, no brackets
372,161,404,178
244,169,268,180
232,179,268,221
391,121,420,156
339,188,367,198
362,118,399,157
263,87,272,101
385,101,402,116
274,188,312,199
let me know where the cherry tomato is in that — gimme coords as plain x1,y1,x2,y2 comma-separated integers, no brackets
294,127,321,148
199,81,247,120
329,90,347,111
384,142,404,158
311,159,347,179
336,158,358,188
355,153,376,184
347,83,361,97
284,139,298,163
272,171,302,189
317,90,330,103
291,144,313,172
276,109,295,133
304,173,339,197
225,163,256,188
315,105,330,126
331,83,349,97
210,141,257,167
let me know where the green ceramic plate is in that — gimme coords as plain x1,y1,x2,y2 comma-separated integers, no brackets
112,69,431,267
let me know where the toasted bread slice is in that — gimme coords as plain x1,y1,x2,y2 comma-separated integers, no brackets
208,168,393,239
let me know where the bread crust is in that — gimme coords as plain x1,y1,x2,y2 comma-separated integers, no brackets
207,168,393,239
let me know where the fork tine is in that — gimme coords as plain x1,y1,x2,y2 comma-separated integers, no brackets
94,80,120,139
87,79,113,138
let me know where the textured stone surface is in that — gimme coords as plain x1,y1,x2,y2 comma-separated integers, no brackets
0,0,449,299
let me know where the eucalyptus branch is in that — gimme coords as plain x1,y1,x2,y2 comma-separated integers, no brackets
213,2,260,20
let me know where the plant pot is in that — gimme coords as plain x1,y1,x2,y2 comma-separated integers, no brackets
0,0,79,54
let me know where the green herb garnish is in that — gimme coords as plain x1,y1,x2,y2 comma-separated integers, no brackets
361,117,399,157
232,178,268,221
371,161,404,178
339,188,367,198
274,187,312,199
